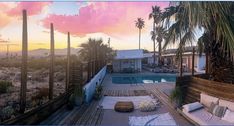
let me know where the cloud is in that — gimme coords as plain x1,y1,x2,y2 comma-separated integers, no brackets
0,13,11,28
42,2,169,37
0,2,51,28
7,2,51,16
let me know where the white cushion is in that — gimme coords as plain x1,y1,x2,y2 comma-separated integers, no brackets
183,108,234,125
222,109,234,123
219,99,234,111
200,93,219,108
183,102,203,112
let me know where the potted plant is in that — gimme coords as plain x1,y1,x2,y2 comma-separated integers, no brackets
67,94,75,110
93,84,103,100
169,86,183,108
74,84,83,106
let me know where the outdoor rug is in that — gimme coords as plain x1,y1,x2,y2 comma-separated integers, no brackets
129,112,177,126
100,96,156,109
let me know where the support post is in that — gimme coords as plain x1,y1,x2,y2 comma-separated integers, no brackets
20,9,28,113
192,47,195,76
49,23,54,100
66,32,70,91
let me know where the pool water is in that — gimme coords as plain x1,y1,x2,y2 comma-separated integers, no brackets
112,75,176,84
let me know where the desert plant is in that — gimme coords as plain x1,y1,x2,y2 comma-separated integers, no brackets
169,87,183,108
93,84,103,100
0,106,14,121
31,88,49,105
67,94,75,110
0,81,12,94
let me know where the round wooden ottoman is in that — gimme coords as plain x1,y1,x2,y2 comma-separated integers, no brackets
114,101,134,112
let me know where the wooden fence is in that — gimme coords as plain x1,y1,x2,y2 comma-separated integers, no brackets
176,75,234,105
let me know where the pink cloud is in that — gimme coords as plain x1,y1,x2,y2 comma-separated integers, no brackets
7,2,51,16
42,2,169,37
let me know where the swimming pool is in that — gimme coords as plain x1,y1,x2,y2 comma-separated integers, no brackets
112,74,176,84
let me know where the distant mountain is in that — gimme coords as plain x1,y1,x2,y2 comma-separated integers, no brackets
0,48,80,58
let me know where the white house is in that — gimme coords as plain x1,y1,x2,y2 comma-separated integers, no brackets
112,49,144,73
162,47,206,72
143,52,159,66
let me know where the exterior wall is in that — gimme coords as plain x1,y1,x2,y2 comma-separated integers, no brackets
112,59,142,72
83,66,106,103
146,57,158,65
196,55,206,71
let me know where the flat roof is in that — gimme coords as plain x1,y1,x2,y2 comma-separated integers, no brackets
115,49,144,59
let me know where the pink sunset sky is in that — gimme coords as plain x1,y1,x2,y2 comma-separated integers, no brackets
0,1,169,52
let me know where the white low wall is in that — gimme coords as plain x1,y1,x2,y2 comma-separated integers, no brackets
83,66,107,103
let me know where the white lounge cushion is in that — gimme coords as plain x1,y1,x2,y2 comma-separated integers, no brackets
183,102,203,112
222,109,234,123
219,99,234,111
183,108,234,125
200,93,219,108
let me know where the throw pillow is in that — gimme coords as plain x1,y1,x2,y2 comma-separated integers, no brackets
200,93,219,108
208,102,227,118
222,109,234,123
183,102,203,113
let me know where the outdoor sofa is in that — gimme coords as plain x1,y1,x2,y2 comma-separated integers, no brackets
181,93,234,125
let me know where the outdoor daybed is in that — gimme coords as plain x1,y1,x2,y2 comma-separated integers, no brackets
181,93,234,125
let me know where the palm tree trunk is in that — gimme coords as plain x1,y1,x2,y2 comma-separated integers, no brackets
179,34,183,77
159,40,161,66
20,9,28,113
49,23,54,100
153,23,156,67
192,47,195,76
66,32,70,91
205,52,209,74
139,29,141,49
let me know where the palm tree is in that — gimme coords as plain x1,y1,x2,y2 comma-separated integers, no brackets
135,18,145,49
149,6,162,66
162,2,234,82
79,38,114,78
156,26,166,66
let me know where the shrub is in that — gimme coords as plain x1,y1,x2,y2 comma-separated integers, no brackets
93,84,103,100
31,88,49,101
0,81,12,94
169,87,183,108
0,106,14,120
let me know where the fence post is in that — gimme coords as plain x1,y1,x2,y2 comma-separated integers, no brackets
20,9,28,113
49,23,54,100
87,61,91,82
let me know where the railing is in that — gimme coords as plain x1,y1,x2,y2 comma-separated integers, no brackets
1,90,72,125
1,60,107,125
